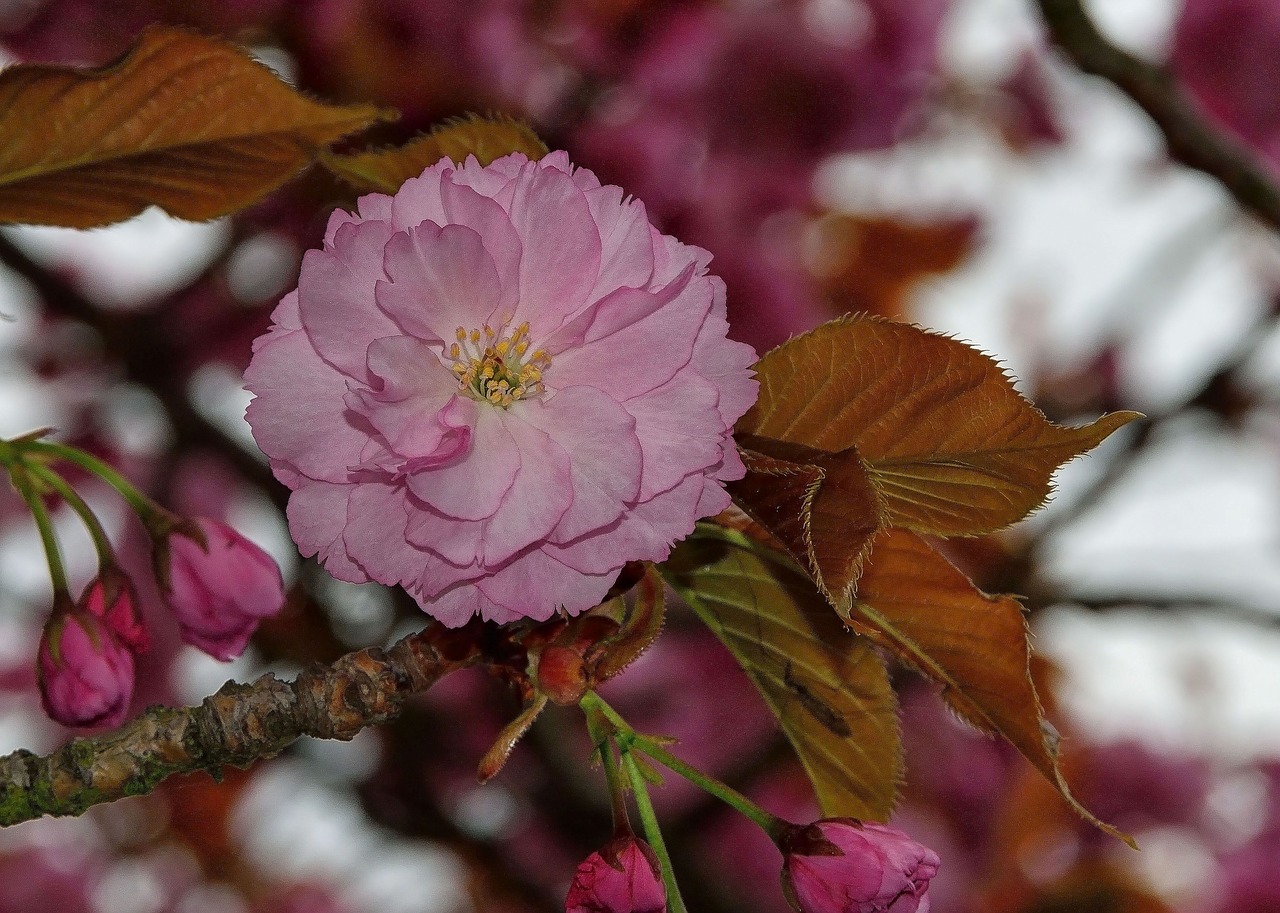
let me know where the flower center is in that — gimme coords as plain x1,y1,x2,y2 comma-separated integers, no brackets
443,319,551,408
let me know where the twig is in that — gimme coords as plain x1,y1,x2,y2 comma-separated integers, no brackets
1036,0,1280,232
0,623,478,826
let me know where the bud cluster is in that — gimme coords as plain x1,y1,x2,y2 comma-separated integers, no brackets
3,433,285,729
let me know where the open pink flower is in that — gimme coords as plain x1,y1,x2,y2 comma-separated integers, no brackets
245,152,756,625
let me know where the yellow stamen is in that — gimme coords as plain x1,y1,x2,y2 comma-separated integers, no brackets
438,320,553,408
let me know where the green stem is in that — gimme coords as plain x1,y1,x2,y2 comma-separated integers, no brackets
584,701,632,838
28,465,115,570
10,466,70,598
20,440,172,530
621,750,689,913
632,734,789,840
582,692,790,840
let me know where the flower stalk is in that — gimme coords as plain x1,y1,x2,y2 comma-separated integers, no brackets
18,438,178,533
581,691,790,840
621,750,688,913
9,463,70,598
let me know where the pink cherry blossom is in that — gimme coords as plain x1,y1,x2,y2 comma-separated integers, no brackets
782,819,939,913
244,152,757,626
565,838,667,913
38,605,134,729
161,518,286,661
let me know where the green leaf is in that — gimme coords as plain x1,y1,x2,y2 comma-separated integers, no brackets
663,528,900,820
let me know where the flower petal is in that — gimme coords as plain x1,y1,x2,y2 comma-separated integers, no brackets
477,548,615,621
582,185,656,301
245,324,369,483
479,411,574,565
518,386,642,543
376,222,504,344
346,336,476,460
298,219,401,381
389,167,449,230
404,500,484,567
625,371,725,500
440,178,523,311
285,480,368,583
406,407,521,521
551,268,713,399
552,473,706,574
507,161,602,337
692,291,759,426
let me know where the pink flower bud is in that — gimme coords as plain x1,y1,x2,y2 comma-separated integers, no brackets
781,820,939,913
81,568,149,653
38,608,134,729
566,837,668,913
161,518,285,661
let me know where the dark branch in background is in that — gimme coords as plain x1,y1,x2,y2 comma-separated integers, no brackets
0,623,478,826
1036,0,1280,232
0,231,281,502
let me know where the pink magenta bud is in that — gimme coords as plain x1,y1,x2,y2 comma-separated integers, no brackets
80,568,149,653
38,608,135,729
781,820,939,913
162,518,285,661
566,837,668,913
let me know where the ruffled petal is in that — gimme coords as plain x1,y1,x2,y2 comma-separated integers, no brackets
582,185,655,301
297,219,401,381
692,290,759,426
404,499,484,567
245,324,369,483
478,411,574,565
389,167,449,230
406,406,521,521
285,480,367,583
346,336,476,461
518,386,642,543
506,161,602,337
322,192,394,245
625,371,724,500
376,222,505,344
551,473,704,575
476,548,615,621
440,178,523,312
551,267,713,399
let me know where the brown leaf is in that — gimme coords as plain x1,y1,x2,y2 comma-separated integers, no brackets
322,114,548,192
741,316,1141,536
810,214,978,321
729,435,883,611
849,528,1132,845
664,528,900,820
0,27,393,228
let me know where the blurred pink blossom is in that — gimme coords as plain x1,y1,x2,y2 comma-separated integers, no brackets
160,518,285,661
38,599,135,728
245,151,757,625
1172,0,1280,172
781,820,939,913
565,837,667,913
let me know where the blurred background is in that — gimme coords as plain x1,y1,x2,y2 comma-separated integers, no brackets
1,0,1279,910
